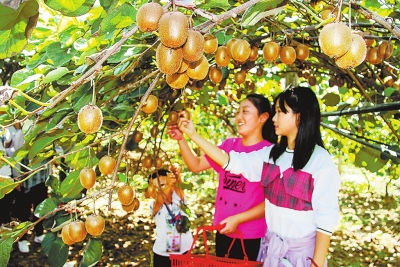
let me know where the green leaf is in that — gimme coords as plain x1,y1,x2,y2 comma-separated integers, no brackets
35,197,61,218
60,170,84,199
199,0,230,11
46,109,73,131
72,83,92,112
80,238,103,267
44,0,96,17
322,92,340,106
28,129,74,158
48,238,69,267
42,232,57,257
45,42,78,67
0,180,18,200
100,3,137,35
0,237,13,267
383,87,396,97
217,94,228,105
241,0,284,27
43,67,69,83
355,146,387,173
0,0,39,59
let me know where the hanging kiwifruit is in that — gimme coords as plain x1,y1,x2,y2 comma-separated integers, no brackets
366,47,382,65
248,46,259,61
280,46,296,64
363,31,375,47
136,2,164,32
208,66,223,84
319,22,352,58
234,70,247,85
231,39,251,63
308,75,317,86
182,29,205,62
156,43,183,75
320,5,340,21
263,41,280,62
226,38,238,57
186,55,209,80
203,33,218,54
256,67,264,77
166,72,189,89
296,44,309,61
377,41,393,59
335,33,367,69
158,11,188,48
215,46,231,67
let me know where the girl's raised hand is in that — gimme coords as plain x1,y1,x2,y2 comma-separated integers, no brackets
166,124,183,140
177,116,196,137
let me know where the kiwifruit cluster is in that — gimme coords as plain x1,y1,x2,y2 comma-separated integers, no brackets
262,41,310,65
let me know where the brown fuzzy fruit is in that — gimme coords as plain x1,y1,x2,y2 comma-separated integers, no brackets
99,155,117,175
133,131,143,143
248,46,259,61
366,47,382,65
150,125,158,138
158,11,188,48
234,70,247,85
280,46,296,64
296,44,309,61
215,46,231,67
142,95,158,114
320,5,339,20
136,2,164,32
335,33,367,69
155,157,163,169
186,55,209,81
226,38,238,57
169,111,179,124
166,72,189,89
144,184,157,199
203,33,218,54
142,156,153,169
378,41,393,59
121,200,135,212
319,22,352,58
85,214,105,236
182,30,204,62
308,75,317,86
209,66,223,84
61,224,75,246
177,59,189,73
231,39,251,63
263,41,280,62
363,31,375,47
78,104,103,134
79,167,96,189
68,220,87,243
156,43,183,75
180,110,191,120
118,185,135,205
256,67,264,77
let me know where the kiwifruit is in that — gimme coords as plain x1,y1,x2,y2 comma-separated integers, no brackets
99,155,117,175
308,75,317,86
377,41,393,59
177,59,189,73
319,22,352,58
78,104,103,134
335,33,367,69
226,38,238,57
142,155,153,169
169,111,179,124
133,131,143,143
215,46,231,67
155,157,163,169
231,39,251,63
366,47,382,65
263,41,280,62
363,30,375,47
156,43,183,75
248,46,259,61
234,70,246,85
256,67,264,76
203,33,218,54
166,72,189,89
209,66,223,84
280,46,296,64
296,44,309,61
79,167,96,189
61,224,75,245
320,4,339,21
329,76,336,87
150,125,158,138
85,214,105,237
142,95,158,114
158,11,188,48
182,30,204,62
68,220,87,243
186,55,209,81
118,184,135,206
136,2,164,32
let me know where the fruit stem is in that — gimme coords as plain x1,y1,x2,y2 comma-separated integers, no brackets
13,89,50,107
91,79,96,105
8,100,30,115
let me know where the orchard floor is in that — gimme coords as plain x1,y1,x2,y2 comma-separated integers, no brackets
6,178,400,267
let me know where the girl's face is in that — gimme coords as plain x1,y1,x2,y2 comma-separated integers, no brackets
235,98,267,136
272,100,298,139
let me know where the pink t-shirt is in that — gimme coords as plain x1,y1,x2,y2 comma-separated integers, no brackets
205,137,271,239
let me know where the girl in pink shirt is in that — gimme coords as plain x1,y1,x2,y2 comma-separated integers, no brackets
167,94,276,260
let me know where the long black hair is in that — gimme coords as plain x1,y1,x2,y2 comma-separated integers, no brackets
245,94,277,144
270,86,324,170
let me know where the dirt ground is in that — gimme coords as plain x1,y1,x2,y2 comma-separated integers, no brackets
6,182,400,267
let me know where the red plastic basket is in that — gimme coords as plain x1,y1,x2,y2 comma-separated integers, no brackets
170,225,263,267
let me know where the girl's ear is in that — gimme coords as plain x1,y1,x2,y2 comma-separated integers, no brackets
260,112,269,123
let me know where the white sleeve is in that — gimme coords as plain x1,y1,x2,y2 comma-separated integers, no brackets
311,149,341,235
224,146,271,182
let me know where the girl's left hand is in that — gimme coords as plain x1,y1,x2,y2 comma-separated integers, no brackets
177,117,196,137
219,216,240,235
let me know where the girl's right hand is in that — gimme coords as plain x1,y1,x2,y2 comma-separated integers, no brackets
166,124,183,141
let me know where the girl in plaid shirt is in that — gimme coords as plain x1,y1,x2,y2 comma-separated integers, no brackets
177,87,341,267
